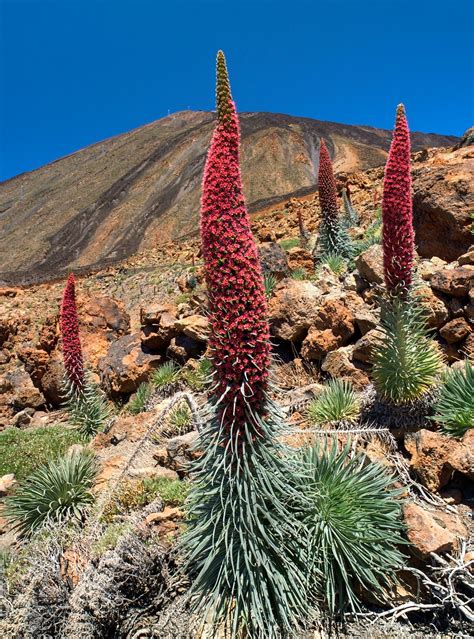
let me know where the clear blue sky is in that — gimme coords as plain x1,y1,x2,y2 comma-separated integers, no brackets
0,0,472,181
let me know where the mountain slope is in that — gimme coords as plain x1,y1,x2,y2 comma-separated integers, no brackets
0,110,457,283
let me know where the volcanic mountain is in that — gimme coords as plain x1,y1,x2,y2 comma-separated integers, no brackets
0,110,457,284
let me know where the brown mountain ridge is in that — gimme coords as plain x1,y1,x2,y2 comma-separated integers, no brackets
0,110,457,284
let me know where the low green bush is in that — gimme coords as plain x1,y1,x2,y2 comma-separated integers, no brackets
279,238,300,251
307,379,360,425
127,382,153,415
5,451,97,536
181,357,212,391
372,298,443,405
66,378,111,437
0,424,83,481
432,361,474,437
151,361,180,390
297,440,406,614
263,273,277,299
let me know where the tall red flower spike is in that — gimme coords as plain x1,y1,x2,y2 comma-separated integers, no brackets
382,104,415,295
60,273,84,391
318,138,339,229
201,50,270,434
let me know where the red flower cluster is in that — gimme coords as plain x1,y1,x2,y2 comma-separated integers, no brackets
382,104,415,295
201,51,270,432
318,139,339,229
60,273,84,391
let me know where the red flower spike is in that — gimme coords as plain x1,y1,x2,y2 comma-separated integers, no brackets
382,104,415,296
318,139,339,230
60,273,84,391
201,51,270,434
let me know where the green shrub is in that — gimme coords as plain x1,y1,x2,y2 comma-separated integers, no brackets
143,477,189,507
101,477,189,523
263,273,277,299
432,361,474,437
297,440,405,614
341,188,359,227
307,379,360,425
5,451,97,536
181,357,212,391
317,220,353,263
290,268,308,280
372,298,443,405
151,361,180,390
0,424,83,481
91,522,132,557
66,379,111,437
279,237,300,251
168,404,193,434
127,382,152,415
321,251,348,275
175,292,191,305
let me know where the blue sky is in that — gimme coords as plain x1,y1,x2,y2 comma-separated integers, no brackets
0,0,472,180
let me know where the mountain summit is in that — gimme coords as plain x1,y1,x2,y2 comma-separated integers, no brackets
0,110,457,283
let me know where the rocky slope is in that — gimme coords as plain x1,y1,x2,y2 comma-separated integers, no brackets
0,142,473,638
0,111,457,284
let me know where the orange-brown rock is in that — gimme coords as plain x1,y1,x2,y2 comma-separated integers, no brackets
268,279,322,341
352,328,384,364
439,317,472,343
0,473,16,496
405,429,474,492
93,454,127,492
355,244,384,285
141,303,177,326
145,507,184,525
458,248,474,266
79,295,131,367
141,310,180,351
98,333,162,395
320,346,369,389
412,146,474,262
403,501,468,559
301,299,355,360
174,315,209,342
286,246,314,273
431,266,474,298
414,286,449,329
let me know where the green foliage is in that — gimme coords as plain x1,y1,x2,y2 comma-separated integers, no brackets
66,378,111,438
372,298,443,405
289,268,308,280
151,361,180,390
297,440,406,615
168,404,193,434
263,273,277,299
182,400,309,638
4,451,97,536
279,237,300,251
143,476,189,507
101,477,189,523
320,251,348,275
432,361,474,437
0,424,83,481
175,292,191,305
307,379,360,425
127,382,152,414
341,189,359,227
316,219,353,263
91,523,132,557
181,357,212,391
353,214,382,256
